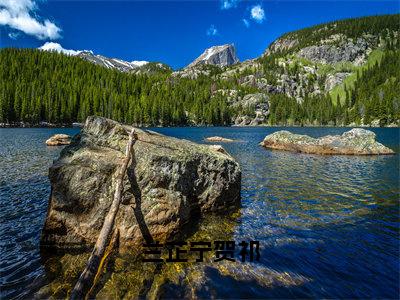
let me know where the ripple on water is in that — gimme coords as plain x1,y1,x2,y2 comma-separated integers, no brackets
0,127,399,299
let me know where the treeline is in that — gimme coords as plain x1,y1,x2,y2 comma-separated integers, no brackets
270,14,399,56
345,50,400,126
0,36,399,127
268,94,335,126
260,14,399,82
267,50,400,126
0,48,232,126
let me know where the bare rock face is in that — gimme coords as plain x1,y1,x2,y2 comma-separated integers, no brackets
324,72,350,91
233,116,253,126
264,37,299,55
297,38,370,65
260,128,395,155
187,44,239,68
41,117,241,250
171,65,211,79
232,93,270,126
45,134,71,146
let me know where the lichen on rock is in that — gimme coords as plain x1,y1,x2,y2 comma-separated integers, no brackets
45,134,71,146
260,128,395,155
41,116,241,250
205,136,235,142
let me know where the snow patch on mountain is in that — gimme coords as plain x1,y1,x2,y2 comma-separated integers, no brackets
187,44,239,68
131,60,149,67
38,42,87,56
38,43,149,72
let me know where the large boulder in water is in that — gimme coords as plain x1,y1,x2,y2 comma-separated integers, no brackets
260,128,395,155
41,117,241,250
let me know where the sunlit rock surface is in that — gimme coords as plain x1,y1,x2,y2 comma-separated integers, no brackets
187,44,239,68
205,136,236,142
208,145,230,156
260,128,395,155
45,134,71,146
40,116,241,250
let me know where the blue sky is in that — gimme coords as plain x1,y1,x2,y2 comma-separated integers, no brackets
0,1,399,69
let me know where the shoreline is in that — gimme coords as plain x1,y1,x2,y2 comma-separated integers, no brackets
0,122,84,129
1,123,399,129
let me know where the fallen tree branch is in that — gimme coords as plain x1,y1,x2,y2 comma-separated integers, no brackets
86,229,119,299
70,129,137,300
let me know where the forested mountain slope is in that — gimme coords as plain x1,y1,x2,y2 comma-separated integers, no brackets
0,49,235,126
0,14,399,127
219,14,400,126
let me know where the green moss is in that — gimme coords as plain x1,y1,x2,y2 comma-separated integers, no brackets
287,54,314,67
37,252,90,298
39,211,241,299
330,49,384,105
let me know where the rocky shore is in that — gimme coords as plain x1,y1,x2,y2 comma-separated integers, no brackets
41,116,241,250
260,128,395,155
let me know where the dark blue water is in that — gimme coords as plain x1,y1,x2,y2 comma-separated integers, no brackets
1,127,399,299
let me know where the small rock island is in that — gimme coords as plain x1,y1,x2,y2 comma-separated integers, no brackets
45,134,71,146
41,117,241,250
205,136,235,142
260,128,395,155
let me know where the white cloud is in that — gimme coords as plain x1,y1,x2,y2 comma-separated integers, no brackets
8,31,20,39
207,24,218,36
131,61,148,67
0,0,61,40
243,18,250,28
220,0,239,10
39,42,81,56
250,5,265,23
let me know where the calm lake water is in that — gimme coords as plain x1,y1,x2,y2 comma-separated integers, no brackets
0,127,399,299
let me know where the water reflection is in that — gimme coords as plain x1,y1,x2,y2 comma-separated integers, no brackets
0,127,399,299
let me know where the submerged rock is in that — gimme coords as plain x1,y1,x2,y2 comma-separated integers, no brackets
41,117,241,250
260,128,395,155
45,134,71,146
205,136,235,142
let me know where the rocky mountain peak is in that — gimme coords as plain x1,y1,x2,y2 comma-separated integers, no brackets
77,52,150,72
38,42,150,72
187,44,239,68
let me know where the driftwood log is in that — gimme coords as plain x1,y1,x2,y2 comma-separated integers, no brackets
41,116,241,252
70,129,137,300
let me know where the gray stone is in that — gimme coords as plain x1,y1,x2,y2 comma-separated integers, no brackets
45,134,71,146
264,37,299,55
187,44,239,68
297,38,370,65
232,93,269,126
233,116,252,126
208,145,230,156
324,72,350,91
260,128,395,155
172,66,211,79
205,136,235,142
41,117,241,250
